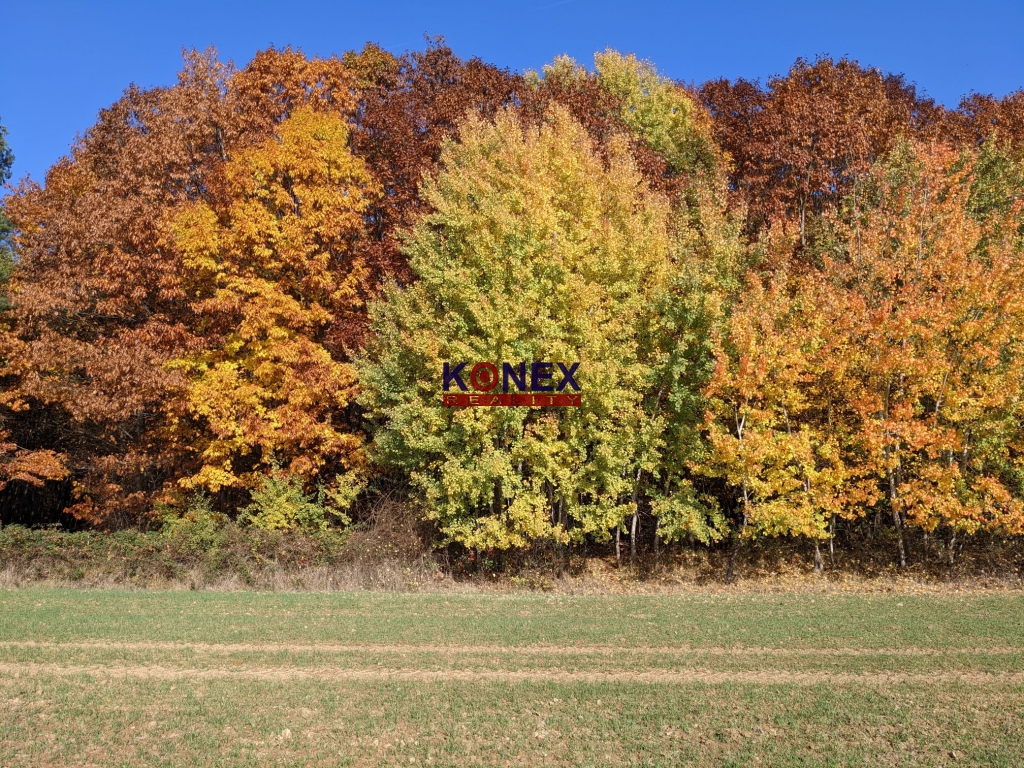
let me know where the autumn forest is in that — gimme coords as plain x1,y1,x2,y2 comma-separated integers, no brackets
2,41,1023,572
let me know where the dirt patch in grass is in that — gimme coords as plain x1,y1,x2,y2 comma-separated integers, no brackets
3,639,1023,657
4,660,1023,686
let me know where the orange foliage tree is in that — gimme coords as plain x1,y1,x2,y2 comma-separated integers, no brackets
700,139,1024,567
698,272,867,574
0,48,365,525
347,39,524,291
816,141,1024,562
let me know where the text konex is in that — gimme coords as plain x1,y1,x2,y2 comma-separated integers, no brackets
442,362,581,407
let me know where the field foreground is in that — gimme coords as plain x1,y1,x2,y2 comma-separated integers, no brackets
1,589,1022,766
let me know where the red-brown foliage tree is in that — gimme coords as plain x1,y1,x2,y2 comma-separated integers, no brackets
700,57,944,246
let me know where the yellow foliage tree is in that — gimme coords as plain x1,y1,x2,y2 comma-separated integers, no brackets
168,107,378,499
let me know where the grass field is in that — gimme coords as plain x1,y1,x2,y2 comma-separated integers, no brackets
1,589,1022,766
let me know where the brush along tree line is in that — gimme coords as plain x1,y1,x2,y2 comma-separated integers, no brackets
1,42,1023,568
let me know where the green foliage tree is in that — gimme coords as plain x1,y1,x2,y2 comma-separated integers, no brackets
591,50,719,178
359,103,727,551
963,135,1024,252
516,51,746,557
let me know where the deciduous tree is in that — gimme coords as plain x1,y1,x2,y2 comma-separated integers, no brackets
347,39,523,292
0,115,13,300
359,105,724,550
701,57,943,246
168,107,376,499
0,47,364,525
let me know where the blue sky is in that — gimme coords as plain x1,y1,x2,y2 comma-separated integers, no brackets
2,0,1022,185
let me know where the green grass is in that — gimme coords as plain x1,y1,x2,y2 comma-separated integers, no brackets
1,589,1022,766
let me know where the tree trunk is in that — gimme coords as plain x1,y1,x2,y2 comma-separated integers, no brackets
557,497,567,570
615,527,621,569
799,194,807,247
728,475,750,584
814,540,824,575
627,467,642,570
892,505,907,569
726,533,741,584
888,468,907,569
653,518,660,570
828,514,836,569
629,511,638,569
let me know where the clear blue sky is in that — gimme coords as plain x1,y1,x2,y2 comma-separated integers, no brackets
2,0,1022,186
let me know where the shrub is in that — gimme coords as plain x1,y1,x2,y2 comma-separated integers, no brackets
239,467,355,532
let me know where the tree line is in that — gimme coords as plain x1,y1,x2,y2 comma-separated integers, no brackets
1,41,1022,569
